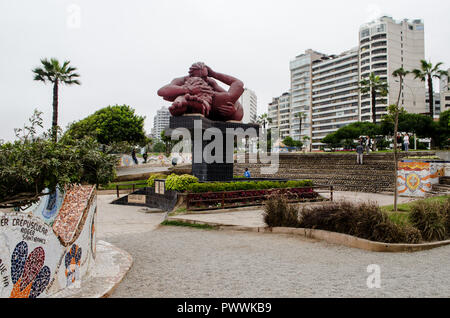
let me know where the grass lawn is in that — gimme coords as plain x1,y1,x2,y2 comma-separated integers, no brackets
382,195,450,226
99,179,148,190
161,220,217,230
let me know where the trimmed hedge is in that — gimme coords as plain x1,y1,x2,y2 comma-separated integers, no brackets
187,180,314,193
165,174,199,192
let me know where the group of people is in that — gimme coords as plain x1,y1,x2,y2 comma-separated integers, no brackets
356,133,411,165
131,148,148,165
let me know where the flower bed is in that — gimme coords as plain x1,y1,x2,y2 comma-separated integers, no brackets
186,186,326,211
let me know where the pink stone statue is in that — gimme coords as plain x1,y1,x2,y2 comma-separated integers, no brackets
157,63,244,122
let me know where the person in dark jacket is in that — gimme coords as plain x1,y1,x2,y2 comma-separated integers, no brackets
356,142,364,165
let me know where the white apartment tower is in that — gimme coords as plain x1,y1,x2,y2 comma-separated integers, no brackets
311,48,360,150
268,92,291,139
289,49,326,141
358,16,426,122
152,106,170,140
239,88,258,123
441,69,450,111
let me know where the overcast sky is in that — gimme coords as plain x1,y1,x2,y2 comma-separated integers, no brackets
1,0,449,142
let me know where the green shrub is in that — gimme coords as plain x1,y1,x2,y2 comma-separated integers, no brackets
263,194,300,228
186,180,313,193
147,173,167,187
296,201,421,244
409,200,448,241
400,226,423,244
165,174,198,192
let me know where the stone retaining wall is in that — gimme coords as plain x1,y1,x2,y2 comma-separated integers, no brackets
234,152,434,193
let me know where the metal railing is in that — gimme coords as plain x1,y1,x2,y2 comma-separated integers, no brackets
115,182,148,198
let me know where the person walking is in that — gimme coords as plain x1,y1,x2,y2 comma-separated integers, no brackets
365,136,371,155
356,142,364,165
143,151,148,163
131,148,138,165
403,134,410,152
244,168,251,178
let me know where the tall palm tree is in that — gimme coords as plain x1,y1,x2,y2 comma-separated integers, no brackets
359,73,389,124
33,58,81,142
295,112,307,136
412,60,448,119
257,113,272,129
392,67,409,212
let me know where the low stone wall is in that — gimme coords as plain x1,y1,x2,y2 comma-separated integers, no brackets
0,185,97,298
234,152,434,193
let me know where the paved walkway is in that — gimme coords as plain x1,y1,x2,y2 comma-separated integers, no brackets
96,193,450,298
116,165,169,177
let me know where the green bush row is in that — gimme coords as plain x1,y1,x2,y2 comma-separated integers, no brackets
187,180,313,193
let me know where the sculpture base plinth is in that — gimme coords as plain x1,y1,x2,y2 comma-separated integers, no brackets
169,116,260,182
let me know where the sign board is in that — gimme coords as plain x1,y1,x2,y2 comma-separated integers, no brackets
155,180,165,195
128,194,146,204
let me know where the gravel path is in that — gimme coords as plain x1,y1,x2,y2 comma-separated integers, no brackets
106,227,450,298
97,195,450,298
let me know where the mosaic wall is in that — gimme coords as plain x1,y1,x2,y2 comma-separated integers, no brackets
397,161,448,197
0,185,97,298
119,153,192,167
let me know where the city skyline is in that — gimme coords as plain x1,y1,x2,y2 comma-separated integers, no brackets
1,0,449,142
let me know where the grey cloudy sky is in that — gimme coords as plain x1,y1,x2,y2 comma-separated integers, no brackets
1,0,449,142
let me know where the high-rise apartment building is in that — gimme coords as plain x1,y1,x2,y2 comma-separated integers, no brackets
441,69,450,111
239,88,258,123
359,16,426,121
152,106,170,140
425,91,441,118
289,50,326,141
268,92,290,139
311,48,360,150
268,16,428,151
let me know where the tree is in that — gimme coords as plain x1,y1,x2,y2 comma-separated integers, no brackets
322,122,381,148
33,58,81,142
65,105,147,145
160,130,179,157
381,111,436,139
0,111,116,208
257,113,272,129
152,141,166,153
392,67,409,212
359,73,388,124
295,112,307,136
412,60,448,119
436,110,450,149
283,136,303,150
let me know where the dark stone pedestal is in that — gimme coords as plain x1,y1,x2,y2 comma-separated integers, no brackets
169,116,260,182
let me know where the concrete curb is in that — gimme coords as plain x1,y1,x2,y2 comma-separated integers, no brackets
49,240,133,298
167,217,450,253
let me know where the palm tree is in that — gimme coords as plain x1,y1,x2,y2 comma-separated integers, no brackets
257,113,272,129
33,58,81,142
359,73,389,124
412,60,448,119
294,112,307,136
392,67,409,212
